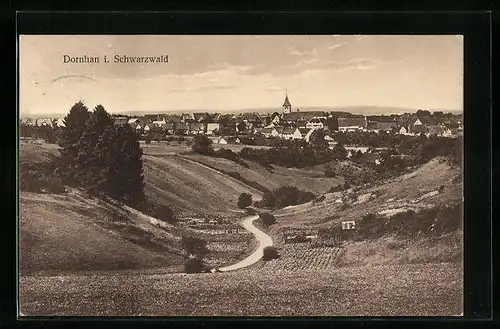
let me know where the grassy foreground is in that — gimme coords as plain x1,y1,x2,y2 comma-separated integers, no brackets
19,263,462,316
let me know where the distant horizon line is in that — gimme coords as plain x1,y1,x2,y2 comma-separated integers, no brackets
20,105,463,119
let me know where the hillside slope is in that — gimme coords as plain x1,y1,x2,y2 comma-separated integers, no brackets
183,154,343,195
20,190,185,275
273,157,461,228
143,154,263,218
260,157,463,268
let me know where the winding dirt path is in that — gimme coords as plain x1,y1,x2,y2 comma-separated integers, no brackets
217,214,273,272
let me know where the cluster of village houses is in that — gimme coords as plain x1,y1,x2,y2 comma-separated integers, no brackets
20,94,463,143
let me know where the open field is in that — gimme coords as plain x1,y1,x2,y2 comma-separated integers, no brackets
19,263,462,316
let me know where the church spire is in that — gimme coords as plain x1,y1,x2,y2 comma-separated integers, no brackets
282,90,292,114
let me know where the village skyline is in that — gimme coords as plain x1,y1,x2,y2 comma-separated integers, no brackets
20,103,463,120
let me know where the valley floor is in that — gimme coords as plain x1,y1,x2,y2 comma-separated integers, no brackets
19,263,462,316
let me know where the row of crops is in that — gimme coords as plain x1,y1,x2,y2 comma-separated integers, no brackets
259,244,342,273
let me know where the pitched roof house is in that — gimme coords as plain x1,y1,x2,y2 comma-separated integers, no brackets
399,116,439,135
283,111,326,122
152,119,167,127
36,118,56,127
374,121,398,132
338,117,367,131
164,115,182,124
298,128,311,138
144,114,163,122
56,118,65,127
282,127,303,140
306,118,325,129
174,122,189,132
193,112,209,122
188,122,205,135
206,122,220,135
165,122,175,132
217,136,228,144
20,118,36,126
261,127,280,138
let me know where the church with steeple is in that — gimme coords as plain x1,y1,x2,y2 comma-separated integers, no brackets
282,91,292,114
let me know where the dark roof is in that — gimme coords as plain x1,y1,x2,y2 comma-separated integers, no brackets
376,122,398,130
338,117,367,128
415,116,438,126
261,127,276,134
366,115,396,123
174,122,189,129
282,127,297,134
427,125,445,135
410,124,428,134
283,111,326,121
193,113,209,122
143,114,163,121
298,128,310,134
164,115,182,123
218,114,235,122
238,112,262,122
307,118,324,124
189,122,204,129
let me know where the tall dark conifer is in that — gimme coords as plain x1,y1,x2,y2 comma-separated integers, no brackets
58,101,90,185
79,105,115,194
111,124,145,205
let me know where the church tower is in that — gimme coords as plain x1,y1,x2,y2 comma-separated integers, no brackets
282,90,292,114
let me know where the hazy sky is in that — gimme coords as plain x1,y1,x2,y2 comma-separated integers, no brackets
19,35,463,116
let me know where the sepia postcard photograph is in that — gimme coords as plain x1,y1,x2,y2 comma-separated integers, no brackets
18,34,464,317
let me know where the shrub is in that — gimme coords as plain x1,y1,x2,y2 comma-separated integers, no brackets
237,193,253,209
261,185,316,209
184,257,206,274
152,203,176,223
259,212,276,227
339,202,350,210
19,160,66,194
328,184,343,193
181,236,208,258
324,164,336,177
191,135,213,155
262,246,279,261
